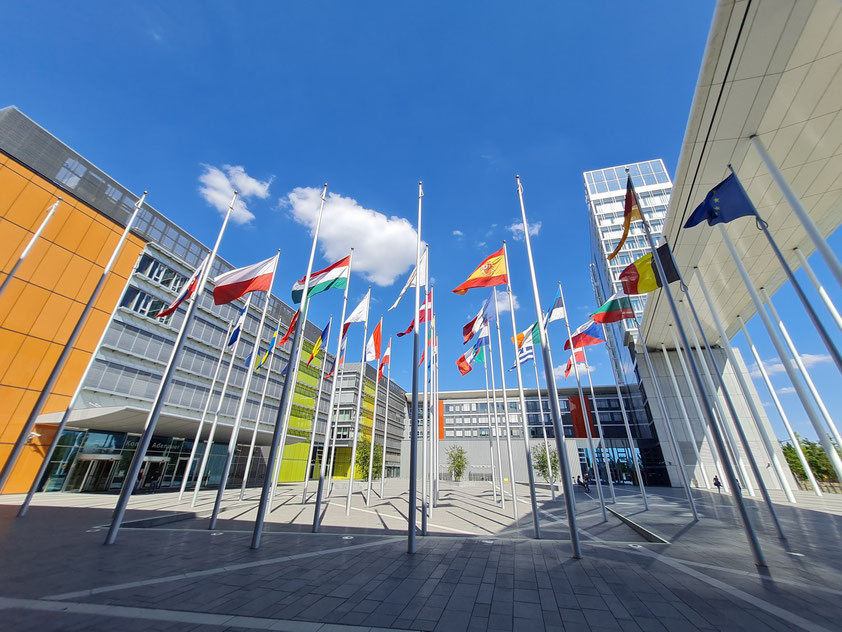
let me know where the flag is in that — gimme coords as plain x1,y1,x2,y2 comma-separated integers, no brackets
564,320,605,350
327,337,347,380
307,319,331,366
388,248,428,311
342,290,370,339
564,349,586,379
452,247,507,295
255,326,280,372
365,320,382,362
545,287,565,324
607,176,643,260
291,255,350,304
378,339,392,381
476,321,491,348
509,345,534,371
590,291,635,324
228,303,248,347
514,322,541,349
684,173,757,229
462,293,495,343
212,254,277,305
419,337,432,366
456,342,483,376
397,289,432,337
619,244,679,295
156,256,207,318
278,310,299,346
244,349,254,369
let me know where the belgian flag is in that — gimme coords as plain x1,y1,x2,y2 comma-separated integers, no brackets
619,245,680,295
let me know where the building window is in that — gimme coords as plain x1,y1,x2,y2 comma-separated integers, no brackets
121,287,171,321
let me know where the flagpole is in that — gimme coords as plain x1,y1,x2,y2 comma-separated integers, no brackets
313,251,352,531
408,182,423,554
243,326,283,501
491,287,519,520
483,351,499,504
105,190,235,545
658,343,711,489
379,338,393,499
629,175,763,566
580,347,616,504
486,323,506,511
0,192,147,494
794,248,842,335
326,362,346,498
695,271,794,502
531,355,555,501
180,321,233,501
192,297,251,508
0,198,60,298
252,183,327,549
750,135,842,289
421,286,429,533
737,315,821,496
345,288,371,516
427,288,435,515
302,316,332,503
432,331,439,505
365,317,383,506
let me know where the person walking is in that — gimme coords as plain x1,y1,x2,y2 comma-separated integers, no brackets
713,475,722,493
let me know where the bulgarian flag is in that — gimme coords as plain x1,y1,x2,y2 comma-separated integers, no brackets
563,320,605,350
456,342,484,376
156,255,208,318
590,292,635,324
291,255,350,304
452,247,507,295
378,338,392,381
564,349,586,379
213,254,277,305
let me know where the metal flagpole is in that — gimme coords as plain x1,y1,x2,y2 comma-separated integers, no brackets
313,251,352,530
483,351,499,504
761,287,842,459
500,243,541,538
209,254,279,528
192,299,251,508
491,287,518,519
180,321,233,501
365,317,383,506
678,300,753,494
531,357,555,501
659,344,711,489
0,192,147,494
432,333,440,504
695,271,795,502
345,288,371,515
428,292,435,514
737,314,821,496
421,286,429,533
408,182,422,554
326,361,346,498
750,135,842,289
486,325,506,510
302,317,332,504
106,191,234,545
669,326,728,492
0,198,60,298
581,347,616,503
795,248,842,335
252,184,328,549
379,339,393,499
243,327,283,501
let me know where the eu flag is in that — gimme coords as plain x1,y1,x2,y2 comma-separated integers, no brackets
684,173,757,228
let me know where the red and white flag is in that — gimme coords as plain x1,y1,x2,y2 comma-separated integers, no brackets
378,339,392,381
212,254,277,305
564,348,586,379
157,255,208,318
342,289,371,339
365,320,382,362
397,289,432,337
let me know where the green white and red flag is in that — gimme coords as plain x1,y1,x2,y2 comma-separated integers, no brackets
590,291,635,324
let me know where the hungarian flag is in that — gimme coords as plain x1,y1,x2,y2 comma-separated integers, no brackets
307,319,331,366
514,322,541,349
365,320,382,362
607,176,643,261
213,254,277,305
590,292,635,323
388,248,428,311
291,255,350,304
397,290,432,337
619,245,680,295
452,247,507,295
278,310,299,346
564,320,605,350
456,342,484,376
156,256,208,318
463,293,495,343
564,349,586,379
342,289,370,339
378,339,392,381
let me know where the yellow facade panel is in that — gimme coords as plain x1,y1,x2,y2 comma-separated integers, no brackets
54,256,94,302
53,349,92,398
1,283,51,335
0,167,29,218
0,385,27,439
4,183,53,229
28,243,73,293
0,329,26,376
0,388,38,442
76,220,111,263
0,220,28,271
74,262,103,303
26,340,62,392
28,292,77,341
52,208,92,253
75,309,110,354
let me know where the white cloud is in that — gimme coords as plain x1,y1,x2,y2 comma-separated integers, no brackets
199,164,272,225
494,290,518,315
452,230,464,238
748,353,832,379
507,220,542,241
777,386,796,395
283,187,421,286
553,362,594,381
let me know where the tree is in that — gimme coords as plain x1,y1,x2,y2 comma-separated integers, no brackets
446,445,469,480
782,435,839,483
531,445,559,483
355,437,383,481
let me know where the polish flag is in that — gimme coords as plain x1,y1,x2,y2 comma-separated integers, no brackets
365,321,382,362
396,290,432,337
378,339,392,381
212,254,277,305
564,349,586,379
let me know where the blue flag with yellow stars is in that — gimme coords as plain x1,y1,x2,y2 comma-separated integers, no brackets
684,173,757,228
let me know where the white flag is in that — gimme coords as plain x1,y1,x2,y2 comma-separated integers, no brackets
388,248,428,311
345,289,371,326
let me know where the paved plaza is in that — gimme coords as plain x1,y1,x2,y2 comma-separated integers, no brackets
1,482,841,631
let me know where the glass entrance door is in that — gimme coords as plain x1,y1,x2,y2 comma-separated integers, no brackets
83,459,118,492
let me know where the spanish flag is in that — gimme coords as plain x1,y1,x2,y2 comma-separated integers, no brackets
452,247,507,295
619,245,680,295
607,176,643,261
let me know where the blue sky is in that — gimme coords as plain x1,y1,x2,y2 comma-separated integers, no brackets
2,1,840,443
